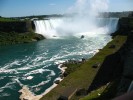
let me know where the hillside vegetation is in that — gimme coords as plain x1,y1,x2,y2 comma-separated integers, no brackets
0,17,45,45
41,17,133,100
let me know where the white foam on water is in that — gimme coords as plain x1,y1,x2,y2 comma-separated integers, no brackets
40,64,67,96
0,81,16,90
0,68,17,74
0,1,120,99
15,78,23,87
17,67,31,71
0,89,3,93
0,93,10,97
54,60,65,65
0,60,20,71
19,62,68,100
58,64,67,74
0,57,32,74
0,77,4,80
31,56,43,62
27,76,33,80
45,70,56,79
50,70,56,76
24,69,55,78
24,69,45,76
31,80,50,88
89,49,99,54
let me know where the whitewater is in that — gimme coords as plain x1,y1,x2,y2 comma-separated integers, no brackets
34,18,118,39
0,0,120,99
0,17,119,100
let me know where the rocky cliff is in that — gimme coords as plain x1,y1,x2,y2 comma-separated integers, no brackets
112,17,133,36
116,29,133,96
79,17,133,100
0,20,44,45
107,17,133,97
0,21,35,33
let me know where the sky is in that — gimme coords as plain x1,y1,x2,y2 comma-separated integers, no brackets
0,0,133,17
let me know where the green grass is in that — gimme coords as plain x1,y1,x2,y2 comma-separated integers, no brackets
80,85,107,100
80,79,121,100
40,35,127,100
63,63,82,76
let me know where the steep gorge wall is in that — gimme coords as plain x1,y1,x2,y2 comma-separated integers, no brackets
111,17,133,96
0,21,35,33
0,21,44,45
111,17,133,37
115,33,133,96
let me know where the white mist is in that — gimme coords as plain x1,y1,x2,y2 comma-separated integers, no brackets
34,0,118,38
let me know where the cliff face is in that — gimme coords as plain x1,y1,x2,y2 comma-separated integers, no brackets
117,33,133,95
0,21,34,33
111,17,133,96
111,17,133,37
0,20,44,45
80,17,133,99
123,34,133,79
118,17,133,34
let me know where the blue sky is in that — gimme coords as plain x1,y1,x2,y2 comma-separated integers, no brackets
0,0,133,17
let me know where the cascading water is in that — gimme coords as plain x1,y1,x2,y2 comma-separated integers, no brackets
0,0,121,100
34,18,119,38
34,0,119,39
34,19,63,38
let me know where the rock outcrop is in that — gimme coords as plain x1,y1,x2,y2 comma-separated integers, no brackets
0,20,45,45
112,17,133,36
111,17,133,96
0,21,34,33
117,33,133,96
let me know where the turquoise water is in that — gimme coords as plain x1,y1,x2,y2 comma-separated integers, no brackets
0,36,111,100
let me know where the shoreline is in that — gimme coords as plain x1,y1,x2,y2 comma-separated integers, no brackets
40,35,128,100
19,52,101,100
19,50,100,100
19,64,67,100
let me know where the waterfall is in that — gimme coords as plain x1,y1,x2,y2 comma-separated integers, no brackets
105,18,119,34
34,18,119,39
96,18,119,34
34,19,62,38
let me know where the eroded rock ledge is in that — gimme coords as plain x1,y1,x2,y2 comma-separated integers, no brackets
0,20,45,45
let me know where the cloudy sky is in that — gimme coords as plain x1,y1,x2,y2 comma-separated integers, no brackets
0,0,133,17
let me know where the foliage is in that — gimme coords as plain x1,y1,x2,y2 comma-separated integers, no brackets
0,17,20,22
0,32,44,45
64,63,82,75
41,35,127,100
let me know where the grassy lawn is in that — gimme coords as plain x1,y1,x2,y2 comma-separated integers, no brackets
40,35,127,100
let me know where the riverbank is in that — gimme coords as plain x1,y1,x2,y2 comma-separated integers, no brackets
80,33,133,100
18,16,133,100
0,18,45,45
39,17,133,100
19,64,68,100
40,35,127,100
0,32,45,45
